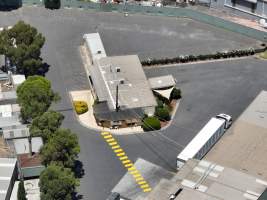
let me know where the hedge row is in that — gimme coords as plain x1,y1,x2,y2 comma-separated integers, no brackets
141,47,266,66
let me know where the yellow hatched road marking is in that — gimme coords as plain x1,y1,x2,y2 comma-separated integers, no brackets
140,184,150,189
106,138,115,142
129,170,139,175
119,156,128,161
101,132,110,136
137,181,147,185
114,149,123,153
135,177,144,181
133,174,142,178
104,135,112,139
109,142,117,146
124,163,133,167
100,131,151,193
116,152,126,157
111,145,120,149
143,188,152,192
122,160,135,166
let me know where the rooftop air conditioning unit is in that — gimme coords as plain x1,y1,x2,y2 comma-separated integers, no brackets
116,67,121,72
97,50,102,54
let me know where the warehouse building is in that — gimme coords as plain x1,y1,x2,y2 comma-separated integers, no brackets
0,104,21,128
205,90,267,180
1,125,30,140
141,159,267,200
83,33,157,128
209,0,267,20
0,158,17,200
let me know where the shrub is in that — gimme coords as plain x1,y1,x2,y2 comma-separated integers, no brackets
170,88,181,100
74,101,88,115
155,106,170,121
156,99,164,108
142,117,161,131
18,180,26,200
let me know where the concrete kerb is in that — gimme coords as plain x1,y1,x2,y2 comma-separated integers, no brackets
68,89,181,135
68,90,144,135
160,99,181,132
68,90,102,133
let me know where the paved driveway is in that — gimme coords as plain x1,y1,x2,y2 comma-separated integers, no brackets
64,57,267,200
1,7,267,200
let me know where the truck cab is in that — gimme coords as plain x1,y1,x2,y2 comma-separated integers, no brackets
216,113,232,129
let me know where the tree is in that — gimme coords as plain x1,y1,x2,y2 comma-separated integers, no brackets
39,164,79,200
44,0,61,9
0,20,45,76
40,128,80,168
30,110,64,142
17,180,27,200
16,76,60,122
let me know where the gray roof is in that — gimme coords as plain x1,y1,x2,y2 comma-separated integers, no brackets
112,158,174,200
3,125,30,140
0,158,17,200
90,55,156,111
0,104,21,128
93,102,144,121
11,137,43,155
83,33,107,62
0,91,17,105
205,90,267,179
0,116,21,128
144,159,267,200
148,75,176,90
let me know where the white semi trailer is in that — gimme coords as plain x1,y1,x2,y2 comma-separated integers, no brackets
176,114,232,169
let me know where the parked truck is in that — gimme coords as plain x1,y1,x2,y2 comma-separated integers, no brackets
176,114,232,169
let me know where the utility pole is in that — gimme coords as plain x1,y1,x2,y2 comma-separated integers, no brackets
116,84,119,112
28,136,33,157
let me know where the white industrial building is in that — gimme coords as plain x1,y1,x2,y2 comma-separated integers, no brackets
140,159,267,200
0,104,21,128
205,90,267,180
2,125,30,140
83,33,157,128
0,158,17,200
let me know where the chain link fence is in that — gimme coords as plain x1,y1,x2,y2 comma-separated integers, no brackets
18,0,267,41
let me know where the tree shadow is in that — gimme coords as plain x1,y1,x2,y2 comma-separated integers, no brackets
37,62,50,76
73,160,85,179
72,192,83,200
0,0,22,11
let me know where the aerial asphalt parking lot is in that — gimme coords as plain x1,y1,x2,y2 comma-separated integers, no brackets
1,6,267,200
